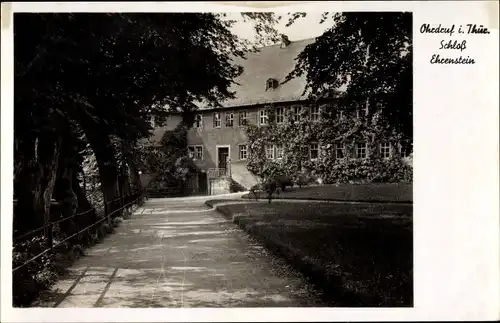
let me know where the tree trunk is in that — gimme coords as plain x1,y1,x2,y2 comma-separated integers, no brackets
80,126,120,219
76,111,121,217
26,133,63,243
72,172,94,215
72,171,97,242
13,136,40,234
53,136,78,242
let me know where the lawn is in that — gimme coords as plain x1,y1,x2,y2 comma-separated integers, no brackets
207,199,413,307
242,183,413,203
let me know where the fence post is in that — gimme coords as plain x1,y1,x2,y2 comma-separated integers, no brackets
47,222,54,255
75,213,80,245
45,202,54,256
120,187,124,210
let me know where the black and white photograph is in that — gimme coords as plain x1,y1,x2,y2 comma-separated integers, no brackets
2,1,498,322
9,10,413,308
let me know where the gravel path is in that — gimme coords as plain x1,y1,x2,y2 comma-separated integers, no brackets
34,195,325,307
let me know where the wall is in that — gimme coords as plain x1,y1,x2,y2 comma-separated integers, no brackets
147,114,184,145
154,102,412,190
185,101,318,168
231,162,259,189
186,105,261,170
209,177,231,195
184,102,310,189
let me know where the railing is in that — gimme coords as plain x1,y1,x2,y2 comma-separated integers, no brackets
145,187,183,198
12,190,144,274
207,168,228,178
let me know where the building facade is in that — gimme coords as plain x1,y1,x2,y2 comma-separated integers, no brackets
145,37,412,195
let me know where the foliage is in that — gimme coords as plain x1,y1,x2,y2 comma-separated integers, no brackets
14,12,281,210
284,12,412,141
143,123,197,187
295,171,316,188
245,103,412,184
13,11,281,230
317,156,413,184
11,12,282,306
239,13,282,46
12,236,59,307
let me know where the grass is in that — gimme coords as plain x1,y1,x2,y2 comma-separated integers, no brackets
207,199,413,307
242,183,413,203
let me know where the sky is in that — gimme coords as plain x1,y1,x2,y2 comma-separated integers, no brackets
226,12,334,43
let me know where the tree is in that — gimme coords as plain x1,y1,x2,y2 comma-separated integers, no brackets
285,12,412,141
14,12,280,234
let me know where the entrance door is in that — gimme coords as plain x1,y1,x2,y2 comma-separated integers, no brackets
217,147,229,175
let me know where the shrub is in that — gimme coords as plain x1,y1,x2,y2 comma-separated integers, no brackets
320,157,412,184
12,236,59,307
295,171,316,188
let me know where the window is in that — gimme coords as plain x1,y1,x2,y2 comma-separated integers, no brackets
335,142,344,159
309,143,319,160
259,109,269,126
188,146,195,158
265,145,274,159
213,112,221,128
275,144,284,159
226,112,234,127
195,146,203,160
400,141,412,158
276,107,284,124
239,145,248,160
188,146,203,160
293,106,301,122
356,142,367,158
310,106,320,122
194,114,203,129
266,78,279,90
380,142,391,159
239,111,248,126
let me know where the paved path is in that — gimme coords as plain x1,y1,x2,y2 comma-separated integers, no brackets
34,193,324,307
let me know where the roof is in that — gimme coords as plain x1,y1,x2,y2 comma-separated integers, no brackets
202,38,317,110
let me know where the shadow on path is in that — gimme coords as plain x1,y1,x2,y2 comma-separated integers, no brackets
34,195,324,308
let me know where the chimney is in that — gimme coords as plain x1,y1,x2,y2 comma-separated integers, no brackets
280,34,291,48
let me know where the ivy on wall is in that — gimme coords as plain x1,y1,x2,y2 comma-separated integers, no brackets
245,102,413,184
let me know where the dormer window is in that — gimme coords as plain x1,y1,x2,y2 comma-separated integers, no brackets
266,78,279,90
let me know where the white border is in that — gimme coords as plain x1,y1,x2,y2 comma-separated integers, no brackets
2,1,499,322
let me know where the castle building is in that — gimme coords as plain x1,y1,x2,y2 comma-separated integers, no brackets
144,37,412,195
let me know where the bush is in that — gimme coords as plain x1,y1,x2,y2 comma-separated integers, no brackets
321,157,412,184
12,236,59,307
294,171,316,188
